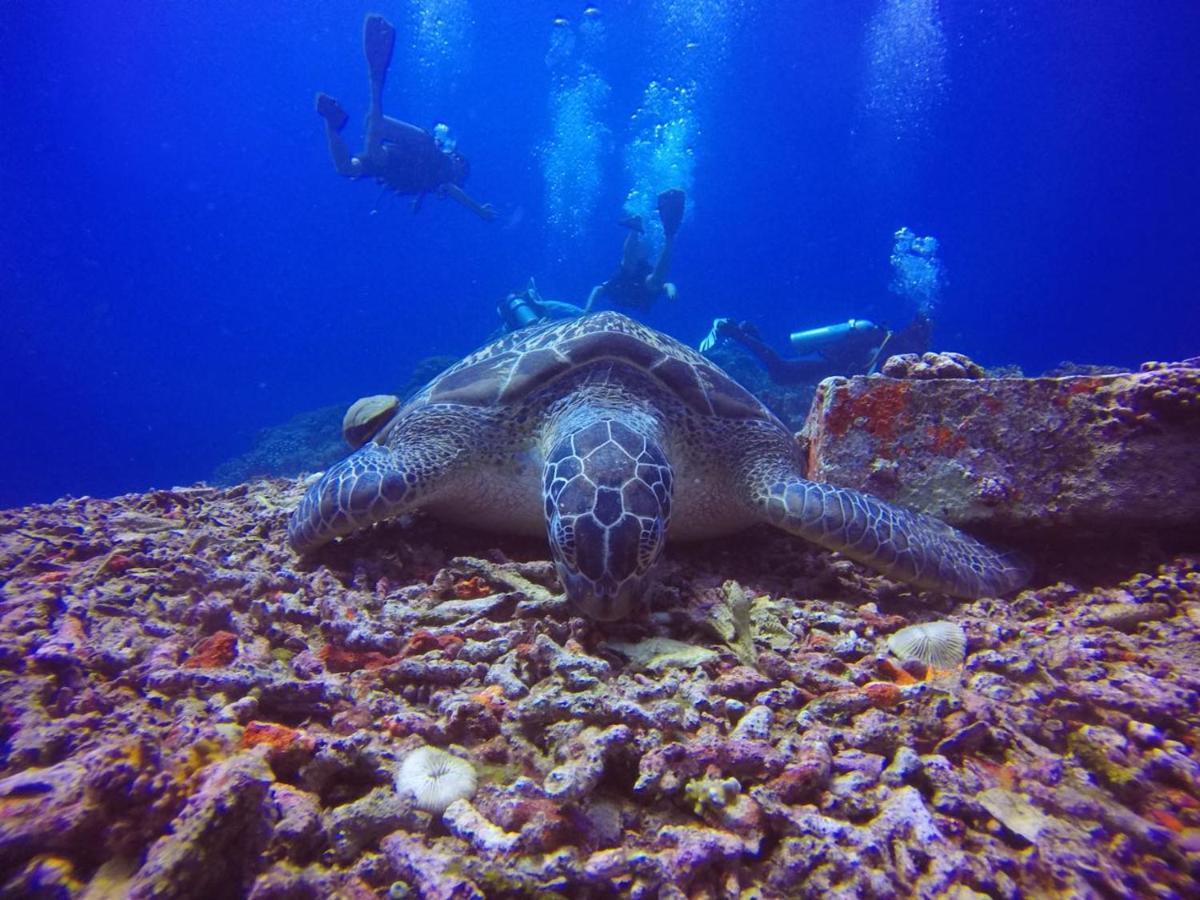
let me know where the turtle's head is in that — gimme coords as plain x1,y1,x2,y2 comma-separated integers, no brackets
556,562,652,622
543,415,673,621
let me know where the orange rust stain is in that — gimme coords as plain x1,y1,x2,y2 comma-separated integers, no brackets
1066,377,1103,396
319,644,394,672
804,633,833,651
862,682,904,707
824,381,912,442
1054,376,1104,409
875,657,918,685
105,554,134,573
380,715,407,737
183,631,238,668
241,721,316,755
400,629,464,659
33,571,70,584
400,629,441,657
1109,649,1143,663
470,684,507,714
1162,789,1200,811
1145,809,1186,832
859,611,908,630
454,576,492,599
925,424,967,456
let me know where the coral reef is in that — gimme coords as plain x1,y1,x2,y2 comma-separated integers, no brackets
1,477,1199,897
212,405,347,485
213,355,457,485
880,351,984,380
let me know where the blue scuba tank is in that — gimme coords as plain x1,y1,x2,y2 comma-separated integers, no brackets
788,319,881,354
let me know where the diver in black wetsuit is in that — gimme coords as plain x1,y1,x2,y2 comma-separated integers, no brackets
315,15,496,221
497,278,588,332
699,314,932,384
586,189,685,313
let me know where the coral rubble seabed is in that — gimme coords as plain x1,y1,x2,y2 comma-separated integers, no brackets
1,479,1198,898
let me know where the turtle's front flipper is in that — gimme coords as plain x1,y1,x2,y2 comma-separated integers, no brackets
757,474,1029,598
543,413,673,620
288,443,413,554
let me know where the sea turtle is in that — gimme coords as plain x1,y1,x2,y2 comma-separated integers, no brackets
288,313,1029,620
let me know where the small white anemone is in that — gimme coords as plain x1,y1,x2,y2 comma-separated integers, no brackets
887,620,967,670
396,746,477,814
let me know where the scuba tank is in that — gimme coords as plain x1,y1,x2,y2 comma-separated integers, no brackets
499,291,542,330
789,319,882,355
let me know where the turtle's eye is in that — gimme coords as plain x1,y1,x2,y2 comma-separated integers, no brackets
547,513,576,570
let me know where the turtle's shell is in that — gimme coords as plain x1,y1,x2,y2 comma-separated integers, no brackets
416,312,775,423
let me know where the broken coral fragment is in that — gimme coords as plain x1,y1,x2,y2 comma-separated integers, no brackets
604,637,718,672
396,746,478,814
685,774,742,816
705,580,792,666
977,787,1053,842
887,620,966,670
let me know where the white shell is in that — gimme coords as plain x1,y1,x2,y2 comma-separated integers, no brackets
396,746,478,814
887,620,967,670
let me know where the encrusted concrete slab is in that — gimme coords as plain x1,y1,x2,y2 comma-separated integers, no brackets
802,358,1200,536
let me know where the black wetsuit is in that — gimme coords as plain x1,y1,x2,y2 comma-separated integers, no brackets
603,259,655,311
371,133,461,196
724,325,885,385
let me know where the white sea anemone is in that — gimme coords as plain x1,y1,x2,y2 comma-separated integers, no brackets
887,620,967,670
396,746,477,814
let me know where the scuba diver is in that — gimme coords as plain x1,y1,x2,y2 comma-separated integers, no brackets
699,314,932,385
585,189,686,313
497,278,587,332
315,14,496,221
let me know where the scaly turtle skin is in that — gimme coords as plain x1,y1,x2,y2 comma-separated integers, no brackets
289,313,1029,620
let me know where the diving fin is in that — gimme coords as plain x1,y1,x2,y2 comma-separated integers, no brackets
364,15,396,82
657,188,685,240
316,93,349,131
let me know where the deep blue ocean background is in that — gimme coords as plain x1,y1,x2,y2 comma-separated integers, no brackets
2,1,1197,509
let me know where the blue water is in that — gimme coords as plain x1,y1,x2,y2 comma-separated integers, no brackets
2,1,1197,509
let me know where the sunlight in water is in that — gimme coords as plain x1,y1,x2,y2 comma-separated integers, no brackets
862,0,948,140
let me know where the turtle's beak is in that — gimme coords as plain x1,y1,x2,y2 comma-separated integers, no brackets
559,569,648,621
